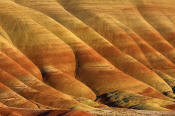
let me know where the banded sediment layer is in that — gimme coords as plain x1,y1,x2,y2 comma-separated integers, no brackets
1,0,175,115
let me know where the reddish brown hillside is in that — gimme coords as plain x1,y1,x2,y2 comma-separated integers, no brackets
0,0,175,115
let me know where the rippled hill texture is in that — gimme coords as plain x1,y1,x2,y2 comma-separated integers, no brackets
1,0,175,115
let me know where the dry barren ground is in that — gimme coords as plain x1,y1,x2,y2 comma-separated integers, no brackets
1,0,175,115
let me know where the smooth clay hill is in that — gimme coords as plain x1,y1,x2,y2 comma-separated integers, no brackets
0,0,175,115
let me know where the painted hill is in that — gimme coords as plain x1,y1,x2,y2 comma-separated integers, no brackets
1,0,175,115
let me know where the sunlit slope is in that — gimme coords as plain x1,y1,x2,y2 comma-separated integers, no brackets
57,0,175,95
0,0,96,100
13,1,168,99
57,0,175,93
0,0,175,115
13,0,175,98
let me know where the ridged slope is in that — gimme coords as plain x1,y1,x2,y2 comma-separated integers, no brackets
0,0,175,115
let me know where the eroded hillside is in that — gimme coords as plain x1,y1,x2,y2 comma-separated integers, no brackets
0,0,175,115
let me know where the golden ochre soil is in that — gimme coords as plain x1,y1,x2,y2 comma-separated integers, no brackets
0,0,175,115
